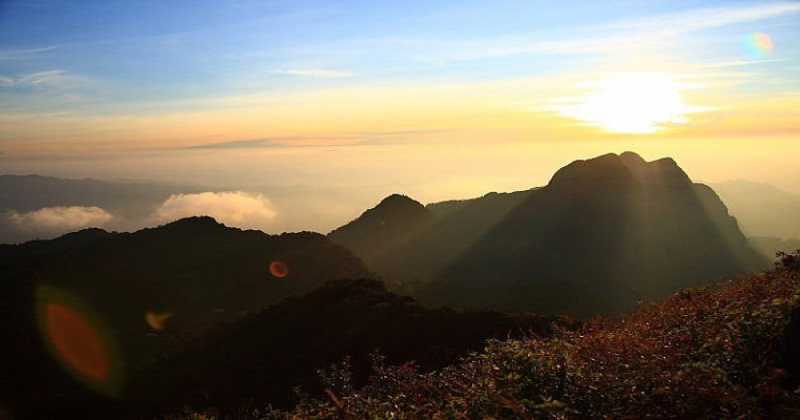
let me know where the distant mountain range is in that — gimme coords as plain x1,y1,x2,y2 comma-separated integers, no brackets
330,152,768,316
710,180,800,240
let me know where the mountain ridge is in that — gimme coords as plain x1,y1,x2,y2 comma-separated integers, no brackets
329,152,767,315
0,215,371,417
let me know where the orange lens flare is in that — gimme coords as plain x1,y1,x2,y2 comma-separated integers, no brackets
44,303,111,382
36,286,122,396
145,311,173,331
269,260,289,278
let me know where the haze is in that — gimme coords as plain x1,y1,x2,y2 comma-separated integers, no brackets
1,0,799,235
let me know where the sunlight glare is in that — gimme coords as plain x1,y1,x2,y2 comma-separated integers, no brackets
561,73,691,134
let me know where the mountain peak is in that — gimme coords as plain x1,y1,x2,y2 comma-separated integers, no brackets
548,152,691,189
158,216,227,232
619,151,646,166
376,193,425,210
328,194,433,262
547,152,633,188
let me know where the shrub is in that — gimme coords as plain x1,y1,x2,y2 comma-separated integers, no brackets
173,266,800,419
272,267,800,419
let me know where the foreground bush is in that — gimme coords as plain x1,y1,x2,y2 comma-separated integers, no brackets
176,255,800,419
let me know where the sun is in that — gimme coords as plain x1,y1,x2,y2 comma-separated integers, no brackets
561,73,691,134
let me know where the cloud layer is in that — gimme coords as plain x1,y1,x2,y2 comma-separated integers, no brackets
7,206,113,233
151,191,277,229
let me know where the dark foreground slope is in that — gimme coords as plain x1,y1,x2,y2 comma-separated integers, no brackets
0,217,368,418
134,278,559,417
330,152,767,316
241,255,800,419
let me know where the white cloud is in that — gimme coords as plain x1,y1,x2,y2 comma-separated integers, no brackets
0,46,56,61
7,206,113,233
0,70,80,90
150,191,277,229
606,2,800,34
272,68,353,78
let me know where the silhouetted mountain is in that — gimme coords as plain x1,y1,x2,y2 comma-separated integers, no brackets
0,227,112,267
329,194,433,275
711,180,800,240
331,152,768,316
331,189,536,289
0,217,368,418
134,278,559,417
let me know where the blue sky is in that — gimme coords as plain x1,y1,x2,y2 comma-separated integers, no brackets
2,0,799,115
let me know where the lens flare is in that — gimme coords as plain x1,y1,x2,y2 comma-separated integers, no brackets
269,260,289,278
36,286,123,396
145,311,173,331
743,32,774,59
44,303,110,381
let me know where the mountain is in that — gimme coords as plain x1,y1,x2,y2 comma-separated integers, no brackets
134,278,560,417
329,152,768,316
330,189,537,289
0,217,368,418
710,180,800,240
328,194,434,281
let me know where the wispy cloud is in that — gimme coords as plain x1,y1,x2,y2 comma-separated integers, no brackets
374,2,800,62
186,136,349,150
0,46,56,61
272,68,354,78
187,138,296,150
699,59,787,69
0,70,80,89
186,129,447,150
606,2,800,33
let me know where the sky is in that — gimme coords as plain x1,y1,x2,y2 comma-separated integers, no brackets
1,0,799,232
